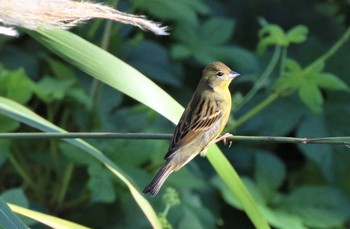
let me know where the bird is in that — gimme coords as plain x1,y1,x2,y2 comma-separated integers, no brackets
143,61,240,196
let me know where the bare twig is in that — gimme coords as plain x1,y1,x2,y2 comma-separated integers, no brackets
0,132,349,148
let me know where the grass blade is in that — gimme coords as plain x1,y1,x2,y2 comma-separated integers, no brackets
0,197,27,229
0,96,161,229
9,203,90,229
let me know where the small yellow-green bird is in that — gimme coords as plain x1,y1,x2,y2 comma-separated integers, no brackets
143,61,240,196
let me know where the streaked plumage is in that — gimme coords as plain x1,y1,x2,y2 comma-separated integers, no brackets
143,61,240,196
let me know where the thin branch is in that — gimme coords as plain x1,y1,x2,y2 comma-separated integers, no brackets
0,132,172,140
0,132,349,147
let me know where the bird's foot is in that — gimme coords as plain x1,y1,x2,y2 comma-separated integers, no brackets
215,133,233,147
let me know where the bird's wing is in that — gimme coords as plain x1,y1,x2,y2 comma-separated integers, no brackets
165,93,222,159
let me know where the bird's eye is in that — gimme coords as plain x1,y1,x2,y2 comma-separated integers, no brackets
216,71,224,77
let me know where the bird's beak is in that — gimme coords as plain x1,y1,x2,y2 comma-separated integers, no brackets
229,70,240,79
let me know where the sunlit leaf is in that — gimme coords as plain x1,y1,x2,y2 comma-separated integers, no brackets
286,25,308,44
313,73,349,91
299,82,323,112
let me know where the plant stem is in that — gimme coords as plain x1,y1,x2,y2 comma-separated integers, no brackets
279,46,287,76
57,163,74,206
234,45,281,112
0,132,349,145
306,26,350,71
0,132,172,139
226,135,350,146
234,92,279,130
8,153,36,190
89,0,118,104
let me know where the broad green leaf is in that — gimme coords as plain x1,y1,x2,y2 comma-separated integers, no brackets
123,40,183,86
255,152,286,201
0,67,34,104
304,60,325,77
259,206,305,229
298,82,323,112
173,23,199,45
296,115,335,181
283,58,302,73
66,88,93,109
280,186,350,228
88,164,116,203
34,76,75,103
171,44,192,59
46,58,77,80
0,198,27,229
9,203,90,229
257,25,288,54
286,25,308,44
249,94,305,136
0,96,162,229
178,209,204,229
275,74,303,91
132,0,205,26
1,188,34,226
1,188,29,209
200,18,235,45
60,142,96,165
27,29,269,229
313,73,349,91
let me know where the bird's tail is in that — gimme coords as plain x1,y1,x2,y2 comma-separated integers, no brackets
143,163,173,196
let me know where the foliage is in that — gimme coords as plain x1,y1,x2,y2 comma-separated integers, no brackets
1,0,350,228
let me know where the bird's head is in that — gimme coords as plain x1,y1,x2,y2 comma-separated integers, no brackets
202,61,240,90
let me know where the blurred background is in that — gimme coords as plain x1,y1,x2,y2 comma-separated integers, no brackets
1,0,350,228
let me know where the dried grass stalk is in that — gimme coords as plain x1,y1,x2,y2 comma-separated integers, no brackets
0,0,169,36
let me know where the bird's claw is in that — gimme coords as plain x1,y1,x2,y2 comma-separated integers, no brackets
215,133,233,147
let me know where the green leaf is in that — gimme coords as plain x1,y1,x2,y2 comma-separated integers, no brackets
255,152,286,201
133,0,207,26
88,164,116,203
257,25,288,54
34,76,75,103
0,198,27,229
283,58,302,73
46,58,77,80
200,18,235,45
1,188,29,208
280,186,350,228
9,203,90,229
124,40,183,86
60,142,96,165
1,188,34,226
259,206,305,229
0,67,34,104
66,88,93,109
171,44,192,59
178,209,204,229
298,82,323,112
304,61,325,77
286,25,308,44
313,73,349,91
296,115,335,181
249,94,305,136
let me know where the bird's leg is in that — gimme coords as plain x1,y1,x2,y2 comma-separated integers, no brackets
214,133,233,147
